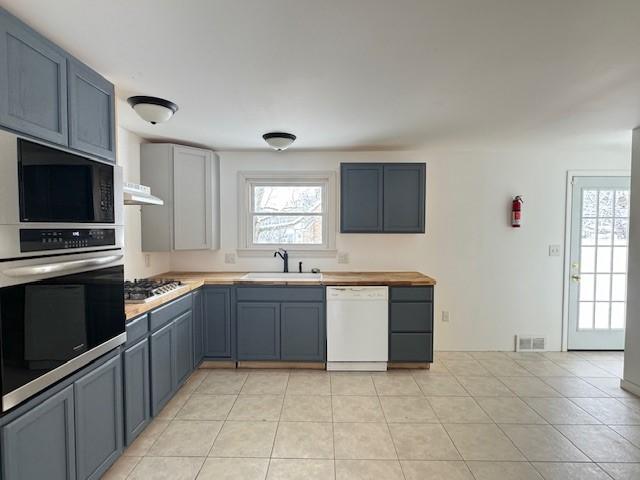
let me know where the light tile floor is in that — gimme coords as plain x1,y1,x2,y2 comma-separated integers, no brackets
103,351,640,479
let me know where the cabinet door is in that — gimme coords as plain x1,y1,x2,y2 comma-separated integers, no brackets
0,11,68,145
281,302,325,361
389,333,433,362
340,163,383,233
2,385,75,480
74,355,123,480
192,289,204,365
204,287,232,358
237,302,280,360
175,310,194,386
67,58,115,161
383,163,425,233
123,339,150,446
150,321,176,416
173,146,212,250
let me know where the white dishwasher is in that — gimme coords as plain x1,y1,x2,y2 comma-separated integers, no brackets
326,286,388,371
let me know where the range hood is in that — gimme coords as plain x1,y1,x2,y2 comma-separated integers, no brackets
123,182,164,206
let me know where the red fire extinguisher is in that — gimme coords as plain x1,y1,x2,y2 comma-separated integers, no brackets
512,196,523,227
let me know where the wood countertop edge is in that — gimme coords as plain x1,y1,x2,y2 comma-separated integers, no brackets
126,271,436,320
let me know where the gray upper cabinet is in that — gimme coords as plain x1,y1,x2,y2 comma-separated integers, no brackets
141,144,220,252
237,302,280,360
73,355,123,480
204,287,233,359
340,162,426,234
383,164,425,233
281,302,325,361
123,338,150,446
67,58,115,162
0,9,68,146
2,385,76,480
341,164,384,232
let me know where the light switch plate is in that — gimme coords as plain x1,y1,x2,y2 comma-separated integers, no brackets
225,253,236,264
548,245,561,257
442,311,450,323
337,252,349,264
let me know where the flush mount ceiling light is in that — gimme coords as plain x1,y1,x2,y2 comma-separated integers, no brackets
263,132,296,151
127,96,179,124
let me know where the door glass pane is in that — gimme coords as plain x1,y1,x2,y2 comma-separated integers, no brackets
596,246,612,273
580,247,596,272
611,274,627,302
582,219,596,246
595,275,611,301
598,190,614,217
582,190,598,217
597,219,613,245
611,303,626,329
594,302,610,329
580,274,595,301
579,302,594,329
613,247,628,273
614,219,629,245
615,190,630,217
253,215,322,244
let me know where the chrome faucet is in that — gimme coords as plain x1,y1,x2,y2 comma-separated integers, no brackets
274,248,289,273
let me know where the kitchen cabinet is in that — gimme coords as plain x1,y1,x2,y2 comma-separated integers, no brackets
67,58,115,162
175,310,194,385
123,338,150,446
235,287,326,362
141,143,220,251
0,9,68,146
340,163,426,233
204,287,233,359
1,385,76,480
237,302,281,360
388,286,434,363
193,289,205,365
150,321,176,416
74,355,123,480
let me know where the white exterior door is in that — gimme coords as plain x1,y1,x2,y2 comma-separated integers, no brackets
568,176,631,350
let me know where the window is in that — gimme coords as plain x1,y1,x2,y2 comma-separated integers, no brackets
238,172,336,255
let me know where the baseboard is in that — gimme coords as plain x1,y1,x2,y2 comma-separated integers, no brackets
621,379,640,396
199,360,237,369
237,361,325,370
388,362,431,369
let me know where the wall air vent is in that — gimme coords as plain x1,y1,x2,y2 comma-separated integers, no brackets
515,335,546,352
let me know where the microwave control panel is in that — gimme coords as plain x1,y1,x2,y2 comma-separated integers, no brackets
20,229,116,252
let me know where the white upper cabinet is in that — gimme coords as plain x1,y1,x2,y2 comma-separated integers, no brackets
140,143,220,251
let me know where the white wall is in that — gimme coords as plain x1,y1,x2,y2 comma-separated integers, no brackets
167,146,630,351
623,128,640,391
118,128,171,279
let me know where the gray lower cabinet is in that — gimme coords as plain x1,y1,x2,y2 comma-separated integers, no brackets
1,385,76,480
150,321,176,416
67,58,115,162
193,289,205,365
389,333,433,362
74,355,123,480
0,9,68,146
281,302,325,361
175,310,194,385
389,286,434,363
204,287,233,358
123,338,150,446
237,302,280,360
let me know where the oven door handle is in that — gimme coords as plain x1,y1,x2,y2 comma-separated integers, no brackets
3,255,124,277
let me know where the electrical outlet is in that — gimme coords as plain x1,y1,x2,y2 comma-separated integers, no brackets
144,254,151,268
549,245,561,257
442,311,450,323
337,252,349,264
225,253,236,264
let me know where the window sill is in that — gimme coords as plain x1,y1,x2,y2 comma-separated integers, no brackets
236,248,338,258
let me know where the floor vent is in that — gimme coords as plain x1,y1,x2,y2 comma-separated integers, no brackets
515,335,546,352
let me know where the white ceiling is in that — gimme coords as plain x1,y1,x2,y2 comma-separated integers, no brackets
3,0,640,150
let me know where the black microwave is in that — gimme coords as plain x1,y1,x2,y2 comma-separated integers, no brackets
18,139,115,224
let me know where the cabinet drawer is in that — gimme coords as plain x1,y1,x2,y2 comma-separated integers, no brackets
236,286,324,303
390,286,433,302
149,293,192,331
390,303,433,332
389,333,433,362
125,314,148,346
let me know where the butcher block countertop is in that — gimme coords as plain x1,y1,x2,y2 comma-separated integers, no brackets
125,271,436,320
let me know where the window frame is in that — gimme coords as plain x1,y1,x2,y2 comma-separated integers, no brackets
237,171,337,257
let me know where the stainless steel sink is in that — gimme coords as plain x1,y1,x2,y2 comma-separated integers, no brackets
241,272,322,282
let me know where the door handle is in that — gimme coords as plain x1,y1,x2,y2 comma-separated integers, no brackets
3,255,123,277
572,275,581,282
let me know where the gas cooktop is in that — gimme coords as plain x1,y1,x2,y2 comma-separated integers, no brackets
124,278,183,304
